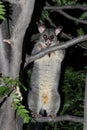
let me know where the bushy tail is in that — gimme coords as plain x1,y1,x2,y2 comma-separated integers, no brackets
39,109,47,116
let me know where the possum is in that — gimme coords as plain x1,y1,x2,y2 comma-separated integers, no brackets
28,24,65,117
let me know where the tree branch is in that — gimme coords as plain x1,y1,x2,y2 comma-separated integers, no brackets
44,5,87,11
45,3,87,25
57,10,87,25
3,0,20,4
83,74,87,130
25,34,87,66
31,115,84,123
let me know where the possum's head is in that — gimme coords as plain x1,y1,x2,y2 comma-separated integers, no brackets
38,25,62,47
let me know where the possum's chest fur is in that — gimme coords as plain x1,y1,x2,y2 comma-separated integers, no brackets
30,51,64,108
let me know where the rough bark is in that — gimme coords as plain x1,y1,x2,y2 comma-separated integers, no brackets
0,97,16,130
9,0,35,78
0,1,35,130
83,74,87,130
0,25,9,76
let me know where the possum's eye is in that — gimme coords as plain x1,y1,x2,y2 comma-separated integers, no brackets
50,35,54,40
43,34,47,40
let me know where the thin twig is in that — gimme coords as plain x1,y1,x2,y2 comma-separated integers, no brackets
60,32,73,40
78,44,87,50
44,5,87,11
31,115,84,123
45,2,87,25
57,10,87,25
45,17,56,27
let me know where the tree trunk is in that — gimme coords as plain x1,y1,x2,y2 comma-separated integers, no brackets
0,0,35,130
0,25,9,76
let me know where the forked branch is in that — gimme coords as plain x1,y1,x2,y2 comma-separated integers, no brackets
25,34,87,66
45,2,87,25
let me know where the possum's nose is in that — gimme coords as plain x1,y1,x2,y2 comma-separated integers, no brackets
46,39,51,46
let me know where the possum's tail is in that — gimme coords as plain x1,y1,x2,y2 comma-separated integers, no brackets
39,109,47,116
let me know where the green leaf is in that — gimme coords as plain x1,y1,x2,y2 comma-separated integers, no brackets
9,79,16,86
0,15,5,20
80,11,87,20
0,86,10,98
13,98,20,102
0,1,6,20
77,28,84,36
21,84,27,91
24,116,30,123
18,105,25,109
41,10,49,19
18,108,29,115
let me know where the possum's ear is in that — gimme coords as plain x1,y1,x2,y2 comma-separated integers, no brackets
55,26,63,35
38,25,46,33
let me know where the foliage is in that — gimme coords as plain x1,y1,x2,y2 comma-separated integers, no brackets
61,67,85,116
0,86,10,98
45,67,85,130
40,0,87,37
0,76,31,123
12,90,31,123
0,77,15,98
40,10,50,24
0,1,6,20
52,0,77,5
77,28,84,36
11,80,31,123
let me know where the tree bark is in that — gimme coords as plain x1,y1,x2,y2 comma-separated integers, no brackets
0,1,35,130
83,74,87,130
0,25,9,76
9,0,35,78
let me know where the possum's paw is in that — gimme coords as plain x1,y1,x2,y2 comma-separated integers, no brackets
48,113,57,119
31,111,42,118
